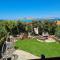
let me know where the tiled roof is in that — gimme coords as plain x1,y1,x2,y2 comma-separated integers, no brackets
56,21,60,25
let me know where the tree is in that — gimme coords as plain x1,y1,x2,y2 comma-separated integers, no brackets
38,21,43,35
49,21,57,35
55,25,60,38
0,26,7,39
5,20,17,35
42,20,49,32
17,21,26,33
32,20,38,28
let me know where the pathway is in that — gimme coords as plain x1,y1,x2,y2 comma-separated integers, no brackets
13,50,40,60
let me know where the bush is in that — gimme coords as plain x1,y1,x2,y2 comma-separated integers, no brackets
14,46,18,49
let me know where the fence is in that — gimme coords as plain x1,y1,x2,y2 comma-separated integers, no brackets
31,57,60,60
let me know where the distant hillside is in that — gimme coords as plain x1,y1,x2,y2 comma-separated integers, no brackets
0,18,60,22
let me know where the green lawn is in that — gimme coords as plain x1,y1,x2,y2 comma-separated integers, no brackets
15,38,60,58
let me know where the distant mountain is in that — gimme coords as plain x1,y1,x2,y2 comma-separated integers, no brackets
37,17,60,21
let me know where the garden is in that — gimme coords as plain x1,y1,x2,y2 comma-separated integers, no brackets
0,19,60,59
15,38,60,58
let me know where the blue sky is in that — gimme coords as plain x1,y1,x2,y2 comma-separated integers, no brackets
0,0,60,19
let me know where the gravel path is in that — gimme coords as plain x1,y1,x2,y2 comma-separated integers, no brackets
13,50,40,60
37,38,56,42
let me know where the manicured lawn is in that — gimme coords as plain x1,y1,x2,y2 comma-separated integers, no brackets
15,38,60,57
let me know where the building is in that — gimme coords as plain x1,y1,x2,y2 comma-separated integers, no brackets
56,21,60,25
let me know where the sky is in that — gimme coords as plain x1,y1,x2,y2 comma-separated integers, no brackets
0,0,60,19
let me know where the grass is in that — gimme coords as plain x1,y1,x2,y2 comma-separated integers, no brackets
15,38,60,58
